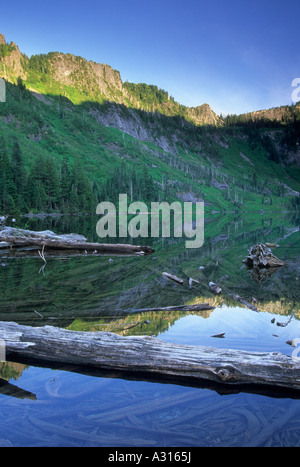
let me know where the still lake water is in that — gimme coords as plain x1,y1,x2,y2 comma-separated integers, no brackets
0,212,300,447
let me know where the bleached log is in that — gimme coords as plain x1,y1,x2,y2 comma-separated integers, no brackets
209,282,222,294
0,242,11,249
162,272,184,285
0,227,154,255
0,321,300,392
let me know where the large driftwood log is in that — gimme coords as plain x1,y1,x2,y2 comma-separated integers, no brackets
1,321,300,392
0,227,154,255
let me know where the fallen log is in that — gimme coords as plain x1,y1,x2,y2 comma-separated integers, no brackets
0,242,11,249
0,227,154,255
232,294,258,311
1,321,300,392
209,282,222,294
162,272,184,285
0,378,37,400
127,304,215,314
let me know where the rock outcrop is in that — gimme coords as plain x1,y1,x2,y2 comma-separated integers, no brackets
0,35,27,80
48,53,127,103
186,103,221,126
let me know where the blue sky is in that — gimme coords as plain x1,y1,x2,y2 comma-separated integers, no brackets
1,0,299,115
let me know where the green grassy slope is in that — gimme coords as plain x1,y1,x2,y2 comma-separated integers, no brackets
0,38,299,216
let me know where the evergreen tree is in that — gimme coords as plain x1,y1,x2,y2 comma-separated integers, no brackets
44,156,60,209
252,171,258,190
142,167,155,201
71,160,94,212
0,136,17,212
26,155,47,210
11,139,26,196
60,156,72,211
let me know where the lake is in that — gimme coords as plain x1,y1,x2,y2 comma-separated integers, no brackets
0,211,300,447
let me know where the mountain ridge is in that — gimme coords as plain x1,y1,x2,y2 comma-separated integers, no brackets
0,33,222,126
1,33,299,129
0,32,299,216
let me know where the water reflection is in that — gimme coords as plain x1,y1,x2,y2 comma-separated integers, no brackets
1,213,299,326
1,360,300,447
0,213,300,446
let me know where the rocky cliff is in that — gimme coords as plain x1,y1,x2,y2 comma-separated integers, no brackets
46,52,127,103
0,33,299,168
0,33,220,129
0,34,26,80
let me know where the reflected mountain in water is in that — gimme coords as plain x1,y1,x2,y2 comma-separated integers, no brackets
0,213,299,339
